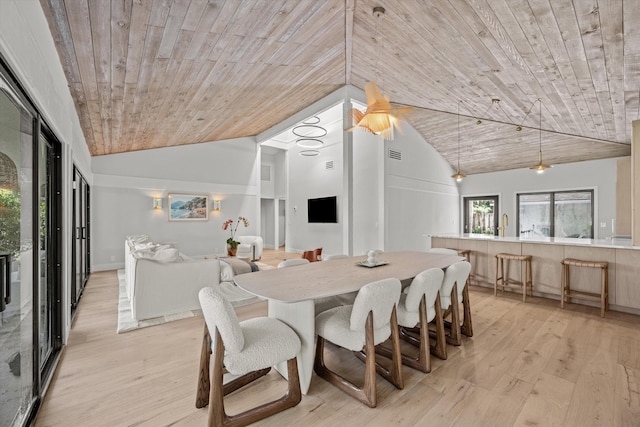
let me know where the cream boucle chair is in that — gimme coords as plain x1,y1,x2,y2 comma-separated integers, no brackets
235,236,263,261
195,287,301,427
314,278,403,407
277,258,309,268
322,254,349,260
439,261,472,346
428,247,459,255
378,268,446,372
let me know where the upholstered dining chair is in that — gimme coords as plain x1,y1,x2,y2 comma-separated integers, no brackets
196,287,302,427
277,258,309,268
377,268,446,371
314,278,403,407
323,254,349,260
439,261,472,346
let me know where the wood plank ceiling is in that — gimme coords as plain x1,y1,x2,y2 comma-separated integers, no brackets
41,0,639,175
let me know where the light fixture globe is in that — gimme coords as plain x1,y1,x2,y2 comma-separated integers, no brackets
452,171,467,182
529,156,551,174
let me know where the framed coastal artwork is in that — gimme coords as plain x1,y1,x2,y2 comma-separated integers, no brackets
168,194,209,221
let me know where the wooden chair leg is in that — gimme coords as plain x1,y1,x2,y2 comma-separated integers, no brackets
379,305,430,372
314,315,378,407
521,260,527,303
460,285,473,338
315,311,404,407
358,308,408,380
381,307,404,388
208,329,227,427
205,329,301,427
446,284,462,346
494,256,499,296
196,323,212,409
560,263,566,309
419,294,448,360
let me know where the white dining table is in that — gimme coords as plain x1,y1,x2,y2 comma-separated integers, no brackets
233,250,464,394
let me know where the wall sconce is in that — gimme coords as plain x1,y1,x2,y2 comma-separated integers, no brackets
213,200,221,211
153,198,162,209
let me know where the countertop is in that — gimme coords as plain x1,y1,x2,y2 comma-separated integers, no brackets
430,233,639,250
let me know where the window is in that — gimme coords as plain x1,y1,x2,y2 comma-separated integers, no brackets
517,190,594,238
463,196,499,235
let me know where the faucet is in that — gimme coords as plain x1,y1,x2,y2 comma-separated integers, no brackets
499,213,509,237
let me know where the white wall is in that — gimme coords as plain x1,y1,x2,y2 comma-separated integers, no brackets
459,157,624,239
91,138,260,270
352,131,383,255
384,125,461,251
287,142,344,254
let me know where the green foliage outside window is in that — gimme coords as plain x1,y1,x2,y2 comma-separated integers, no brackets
0,189,20,258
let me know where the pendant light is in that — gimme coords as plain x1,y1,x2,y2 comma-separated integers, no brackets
529,98,551,173
348,7,412,140
451,101,466,182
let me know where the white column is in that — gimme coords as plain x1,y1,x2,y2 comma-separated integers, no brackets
342,100,354,255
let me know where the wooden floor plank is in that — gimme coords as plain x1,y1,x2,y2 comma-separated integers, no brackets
33,249,640,426
514,372,575,426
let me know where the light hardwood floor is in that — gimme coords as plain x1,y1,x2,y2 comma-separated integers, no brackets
34,249,640,426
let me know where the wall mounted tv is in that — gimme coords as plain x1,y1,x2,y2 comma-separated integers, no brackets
307,196,338,223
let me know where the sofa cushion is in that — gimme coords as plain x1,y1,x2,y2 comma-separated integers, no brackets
127,234,150,243
137,247,182,263
219,259,234,282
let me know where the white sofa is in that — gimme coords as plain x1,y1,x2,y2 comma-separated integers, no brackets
124,236,259,321
124,236,221,320
132,256,221,321
235,235,263,261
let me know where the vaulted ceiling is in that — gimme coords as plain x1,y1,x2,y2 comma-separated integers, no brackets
41,0,639,175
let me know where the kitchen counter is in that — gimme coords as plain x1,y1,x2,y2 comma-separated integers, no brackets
431,233,637,250
431,234,640,315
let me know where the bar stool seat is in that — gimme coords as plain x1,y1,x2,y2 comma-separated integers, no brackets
561,258,609,317
494,253,533,302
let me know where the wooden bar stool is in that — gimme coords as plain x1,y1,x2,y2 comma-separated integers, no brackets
456,249,472,284
494,253,533,302
561,258,609,317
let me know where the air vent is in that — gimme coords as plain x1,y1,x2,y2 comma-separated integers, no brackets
325,160,334,170
388,149,402,161
261,164,271,181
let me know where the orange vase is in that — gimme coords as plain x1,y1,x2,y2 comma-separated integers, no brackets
226,244,237,257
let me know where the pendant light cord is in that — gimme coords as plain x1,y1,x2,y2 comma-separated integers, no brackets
457,100,461,171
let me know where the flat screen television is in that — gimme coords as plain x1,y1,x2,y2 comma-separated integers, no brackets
307,196,337,223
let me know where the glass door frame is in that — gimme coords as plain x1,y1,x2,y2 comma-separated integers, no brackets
36,123,63,384
71,166,90,314
1,54,63,427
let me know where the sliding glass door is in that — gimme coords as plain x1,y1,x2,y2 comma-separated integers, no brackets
0,72,36,427
71,166,90,312
1,61,62,427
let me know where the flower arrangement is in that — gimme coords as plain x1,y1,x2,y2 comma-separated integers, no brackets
223,216,249,249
